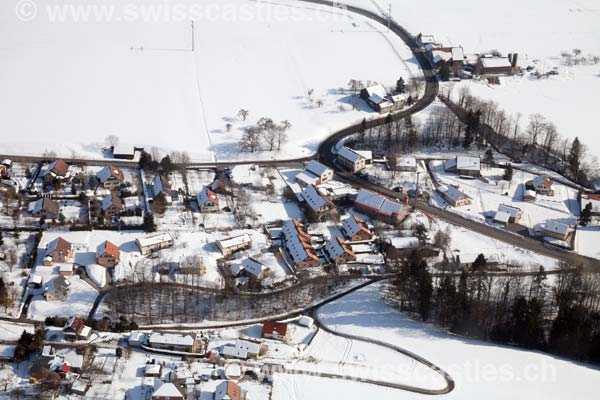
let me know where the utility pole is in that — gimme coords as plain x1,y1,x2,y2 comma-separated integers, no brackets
191,20,195,52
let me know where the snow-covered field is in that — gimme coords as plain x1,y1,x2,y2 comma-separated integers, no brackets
575,225,600,260
1,0,421,161
273,282,600,399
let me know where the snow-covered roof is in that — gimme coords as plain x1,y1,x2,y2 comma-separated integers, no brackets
305,160,332,178
218,234,252,250
97,164,123,183
149,332,195,347
337,146,365,164
222,339,262,359
396,156,417,168
29,275,43,285
45,237,71,257
532,175,553,188
355,189,404,216
438,185,469,203
451,47,465,61
242,258,269,277
354,150,373,161
281,220,319,265
543,220,571,236
432,50,452,63
389,236,419,249
129,331,145,342
136,233,173,248
456,156,480,171
112,144,135,156
363,84,388,104
152,382,182,398
145,364,161,375
295,171,319,187
480,57,512,68
525,189,537,198
494,210,511,223
0,344,16,359
301,185,329,212
498,204,521,218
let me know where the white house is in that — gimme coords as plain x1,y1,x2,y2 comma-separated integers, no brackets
396,156,418,172
217,234,252,256
304,160,333,184
337,146,367,173
136,233,174,255
444,156,481,177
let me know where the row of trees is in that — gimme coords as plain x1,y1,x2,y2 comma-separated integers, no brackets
239,118,291,153
388,253,600,364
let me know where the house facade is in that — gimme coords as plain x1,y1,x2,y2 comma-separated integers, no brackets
354,189,408,224
304,160,333,184
96,240,120,267
28,198,59,219
444,156,481,177
281,220,320,269
217,234,252,257
63,317,92,341
337,146,367,173
438,185,471,207
324,237,356,265
43,237,73,265
526,175,555,196
97,164,124,190
196,186,219,212
136,233,174,255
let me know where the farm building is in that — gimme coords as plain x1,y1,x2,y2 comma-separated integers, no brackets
136,233,174,255
354,189,408,224
444,156,481,177
476,56,514,76
216,234,252,257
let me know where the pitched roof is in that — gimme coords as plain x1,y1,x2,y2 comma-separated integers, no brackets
215,381,241,400
341,214,371,238
101,193,123,210
97,240,119,259
324,237,355,261
480,57,512,68
29,198,59,215
355,189,404,216
305,160,332,178
136,233,173,248
97,164,124,183
64,317,86,335
281,220,320,265
45,237,72,257
301,185,331,212
148,332,195,347
262,321,288,337
218,234,252,250
152,382,183,399
543,220,571,236
197,185,219,207
338,146,365,164
532,175,553,188
45,275,70,293
497,204,522,218
43,159,69,177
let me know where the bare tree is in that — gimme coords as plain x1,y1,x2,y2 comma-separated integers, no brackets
316,99,324,108
225,123,232,132
237,109,249,121
105,134,120,148
239,127,262,152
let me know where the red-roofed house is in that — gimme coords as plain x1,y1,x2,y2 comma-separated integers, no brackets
96,240,120,267
262,321,289,341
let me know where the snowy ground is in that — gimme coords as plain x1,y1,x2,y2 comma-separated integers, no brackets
0,232,36,318
273,282,600,399
429,160,580,230
575,225,600,260
1,0,421,161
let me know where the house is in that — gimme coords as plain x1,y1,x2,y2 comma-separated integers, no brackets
444,156,481,177
148,332,198,353
281,220,320,269
354,189,408,224
128,331,145,347
112,145,136,160
101,193,123,221
301,185,336,221
97,164,124,190
341,214,372,241
43,237,73,265
438,185,471,207
493,210,511,226
496,204,523,223
28,198,59,219
28,274,43,289
216,234,252,257
215,381,243,400
304,160,333,184
396,156,418,172
262,321,289,341
237,258,270,280
476,56,513,76
337,146,367,173
63,317,92,341
70,379,90,395
221,339,266,359
298,315,314,328
196,185,219,212
96,240,120,267
324,237,356,265
144,364,162,377
359,84,405,113
526,175,555,196
136,233,174,255
580,194,600,225
44,275,70,301
59,264,74,276
542,220,572,241
152,382,184,400
41,159,69,179
152,175,172,204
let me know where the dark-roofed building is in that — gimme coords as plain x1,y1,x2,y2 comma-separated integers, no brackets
196,185,219,212
324,237,356,265
337,146,367,173
101,193,123,221
63,317,92,341
97,164,124,190
301,185,336,222
42,159,69,178
44,275,70,301
341,214,372,241
281,220,320,269
28,198,59,219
